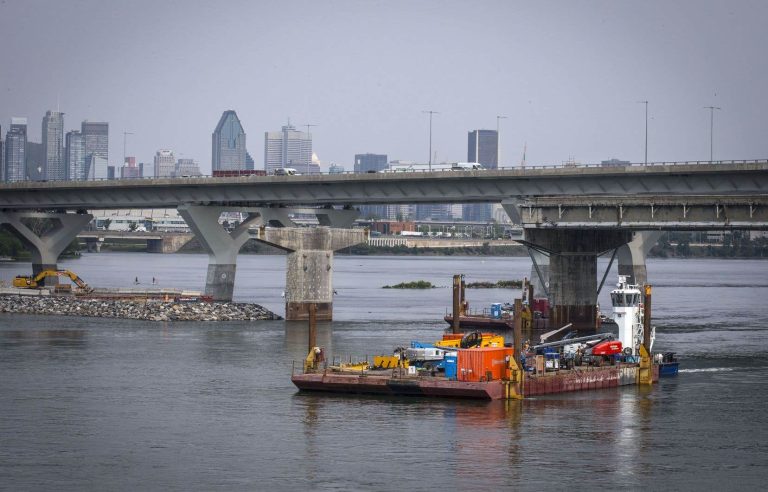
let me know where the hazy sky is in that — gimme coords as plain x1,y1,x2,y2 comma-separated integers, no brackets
1,0,766,172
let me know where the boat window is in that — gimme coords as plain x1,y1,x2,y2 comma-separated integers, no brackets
611,293,619,306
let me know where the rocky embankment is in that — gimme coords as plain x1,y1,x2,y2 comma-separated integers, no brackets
0,295,282,322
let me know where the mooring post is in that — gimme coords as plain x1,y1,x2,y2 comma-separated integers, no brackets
514,298,523,367
643,284,652,351
452,274,461,333
308,302,317,350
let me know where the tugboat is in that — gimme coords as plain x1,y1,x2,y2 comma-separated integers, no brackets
610,275,655,360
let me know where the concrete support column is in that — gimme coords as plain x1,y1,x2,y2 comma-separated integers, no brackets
255,227,368,320
527,249,550,299
0,211,92,285
617,231,661,286
178,205,262,301
524,229,632,331
85,237,103,253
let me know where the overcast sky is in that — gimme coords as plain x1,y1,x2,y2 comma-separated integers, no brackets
1,0,766,172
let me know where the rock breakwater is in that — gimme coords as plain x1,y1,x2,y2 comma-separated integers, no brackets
0,295,282,322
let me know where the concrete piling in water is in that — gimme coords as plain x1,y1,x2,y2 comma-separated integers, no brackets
255,227,367,321
452,274,462,334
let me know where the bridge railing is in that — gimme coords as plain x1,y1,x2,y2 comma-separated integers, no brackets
4,159,767,184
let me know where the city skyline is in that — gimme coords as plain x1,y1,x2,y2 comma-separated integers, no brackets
1,1,766,174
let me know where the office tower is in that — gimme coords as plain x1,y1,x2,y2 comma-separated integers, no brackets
246,151,254,170
4,118,27,182
354,153,388,173
212,110,246,171
65,130,87,180
467,129,498,169
42,110,65,180
0,125,3,181
82,121,109,169
87,155,109,180
26,142,45,180
264,122,312,174
174,158,201,177
153,149,175,177
121,157,140,179
464,129,499,221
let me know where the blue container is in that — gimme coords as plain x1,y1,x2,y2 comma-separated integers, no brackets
490,303,502,319
444,354,458,380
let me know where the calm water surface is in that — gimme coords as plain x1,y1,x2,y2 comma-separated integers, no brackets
1,253,767,490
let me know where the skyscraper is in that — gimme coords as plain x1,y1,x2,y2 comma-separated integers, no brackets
0,124,4,182
174,158,201,177
467,129,498,169
465,129,499,221
4,118,27,182
82,121,109,169
212,110,246,171
264,123,312,174
354,153,388,173
153,149,175,177
65,130,87,181
42,110,65,180
121,157,141,179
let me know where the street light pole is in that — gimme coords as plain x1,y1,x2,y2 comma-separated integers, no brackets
637,101,648,165
704,106,721,162
422,110,439,171
496,115,507,168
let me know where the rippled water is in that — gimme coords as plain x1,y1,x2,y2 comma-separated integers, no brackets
1,254,766,490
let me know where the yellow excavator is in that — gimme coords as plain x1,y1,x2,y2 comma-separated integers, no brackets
13,269,92,292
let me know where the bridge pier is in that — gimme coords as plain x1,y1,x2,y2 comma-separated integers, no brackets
527,249,550,299
0,211,92,284
524,229,632,331
617,231,661,286
85,237,103,253
254,227,367,320
178,205,266,301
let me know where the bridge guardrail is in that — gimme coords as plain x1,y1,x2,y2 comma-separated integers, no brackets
3,159,767,184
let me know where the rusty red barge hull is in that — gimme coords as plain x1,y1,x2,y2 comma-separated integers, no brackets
292,364,659,400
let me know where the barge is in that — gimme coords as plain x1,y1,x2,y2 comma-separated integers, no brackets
292,276,669,400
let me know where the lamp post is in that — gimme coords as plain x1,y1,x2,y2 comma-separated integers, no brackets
422,110,439,171
637,101,648,165
704,106,721,162
496,115,507,168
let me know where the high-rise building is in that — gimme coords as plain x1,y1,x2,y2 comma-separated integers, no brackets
4,118,27,182
42,110,65,180
212,110,246,171
82,121,109,169
87,155,109,180
174,158,201,177
153,149,175,177
264,123,312,175
464,129,499,221
467,129,498,169
0,125,3,182
65,130,87,181
354,153,388,173
26,142,45,180
121,157,140,179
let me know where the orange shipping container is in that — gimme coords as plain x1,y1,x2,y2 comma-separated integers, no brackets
457,347,514,382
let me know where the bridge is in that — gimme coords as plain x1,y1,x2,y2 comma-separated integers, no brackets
1,160,766,326
77,231,194,253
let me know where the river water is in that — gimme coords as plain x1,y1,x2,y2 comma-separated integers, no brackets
1,253,766,490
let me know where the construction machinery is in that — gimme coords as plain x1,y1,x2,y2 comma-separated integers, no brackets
13,270,92,292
